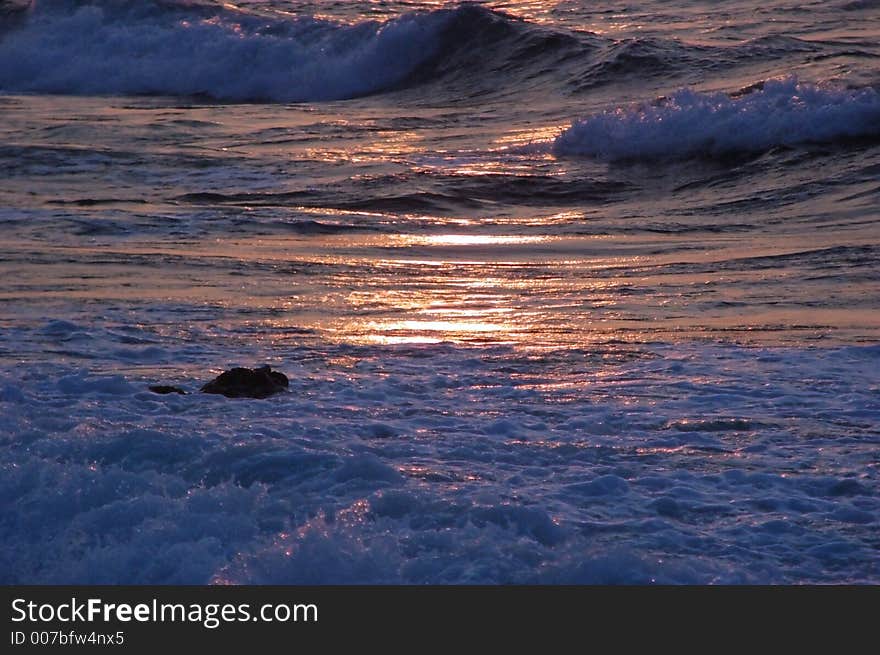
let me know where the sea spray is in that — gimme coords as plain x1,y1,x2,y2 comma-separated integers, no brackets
554,77,880,160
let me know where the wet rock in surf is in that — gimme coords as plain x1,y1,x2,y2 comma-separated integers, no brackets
149,385,187,395
200,365,289,399
0,0,29,30
0,1,29,17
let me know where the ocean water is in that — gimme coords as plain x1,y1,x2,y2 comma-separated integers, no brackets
1,0,878,584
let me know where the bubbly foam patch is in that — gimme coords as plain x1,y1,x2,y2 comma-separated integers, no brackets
1,338,878,584
553,77,880,160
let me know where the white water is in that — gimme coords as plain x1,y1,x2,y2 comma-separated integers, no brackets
3,327,878,583
555,78,880,160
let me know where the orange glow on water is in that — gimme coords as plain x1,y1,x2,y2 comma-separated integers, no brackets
391,234,551,247
6,224,875,349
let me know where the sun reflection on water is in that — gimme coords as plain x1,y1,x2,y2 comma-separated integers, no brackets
332,233,564,345
390,234,551,247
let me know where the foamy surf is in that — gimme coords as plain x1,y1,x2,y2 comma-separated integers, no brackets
2,340,878,583
0,0,457,101
554,77,880,160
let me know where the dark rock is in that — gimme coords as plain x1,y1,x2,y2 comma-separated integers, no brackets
200,365,289,399
149,385,187,395
0,1,29,32
0,1,30,18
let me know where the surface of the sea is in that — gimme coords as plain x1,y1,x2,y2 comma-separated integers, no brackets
1,0,878,583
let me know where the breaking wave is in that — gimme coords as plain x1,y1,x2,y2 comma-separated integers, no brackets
0,0,467,101
0,2,851,104
554,77,880,161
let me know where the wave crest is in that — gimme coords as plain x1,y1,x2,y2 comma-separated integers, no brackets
554,77,880,161
0,0,463,101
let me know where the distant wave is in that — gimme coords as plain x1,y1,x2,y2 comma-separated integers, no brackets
554,77,880,161
0,1,848,103
0,1,602,102
0,0,466,101
0,1,598,102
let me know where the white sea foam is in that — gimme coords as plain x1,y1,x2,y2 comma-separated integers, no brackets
1,326,877,584
0,1,453,101
554,77,880,160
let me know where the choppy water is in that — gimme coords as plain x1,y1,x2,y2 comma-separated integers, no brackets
1,0,878,583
